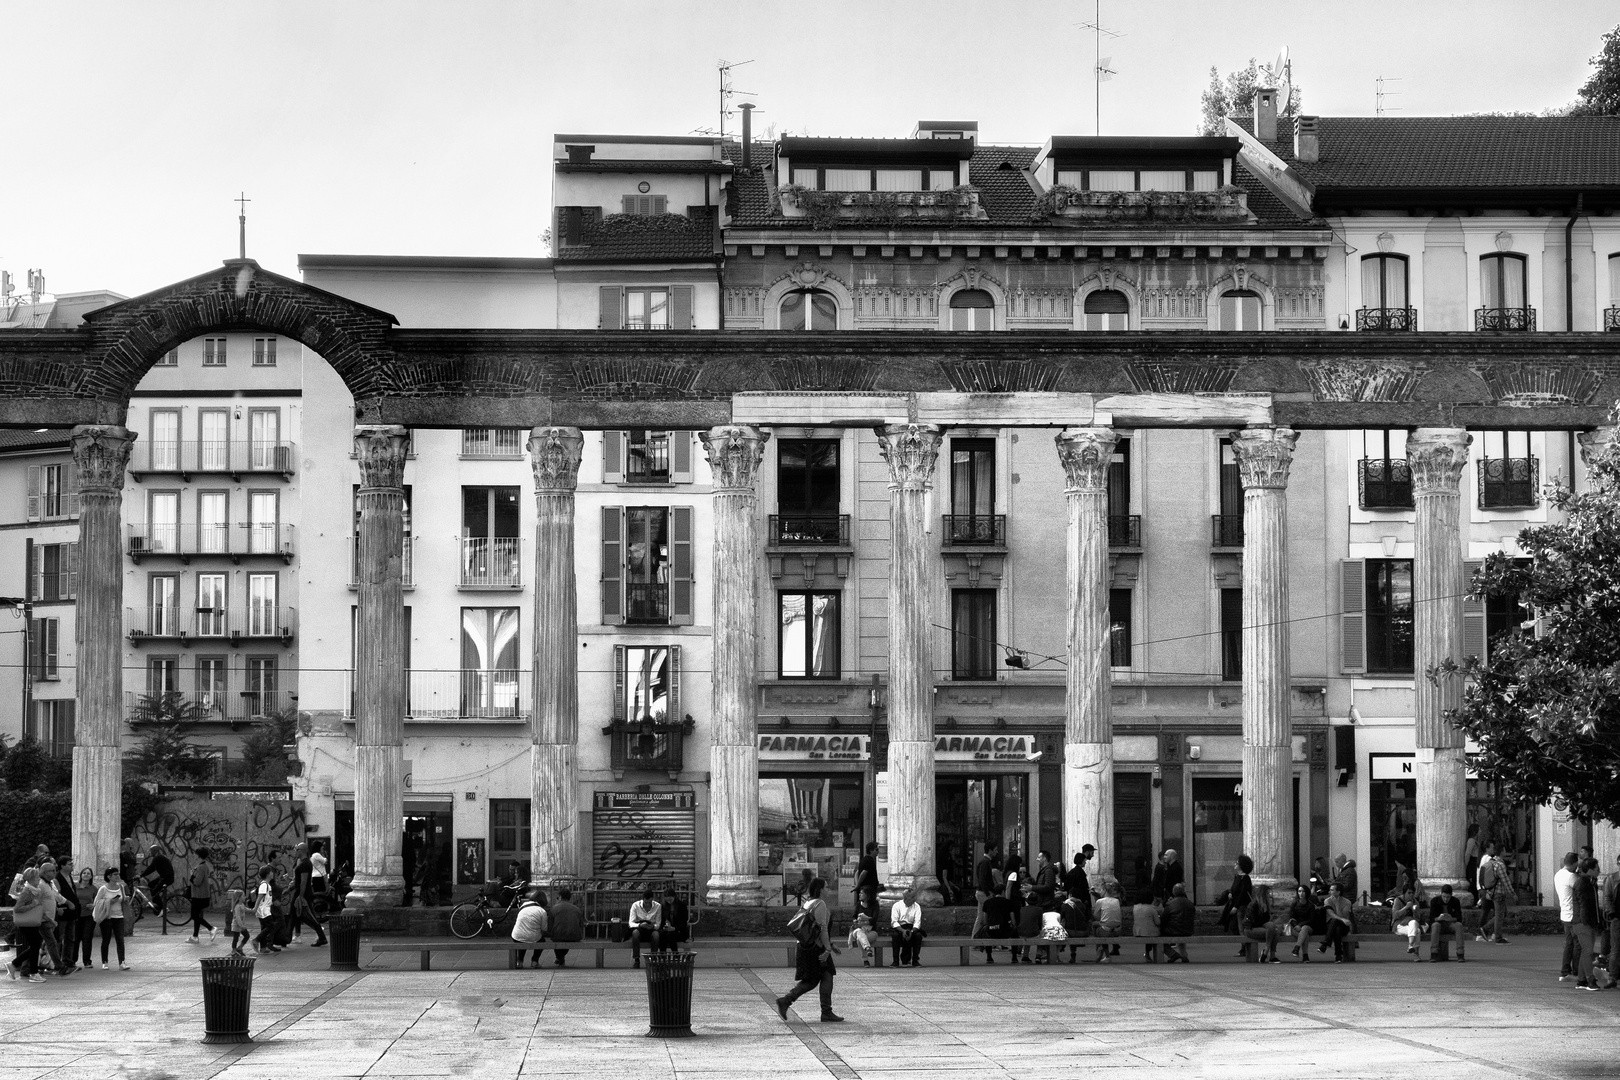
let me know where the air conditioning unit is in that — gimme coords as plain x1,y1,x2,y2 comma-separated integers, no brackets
130,536,148,553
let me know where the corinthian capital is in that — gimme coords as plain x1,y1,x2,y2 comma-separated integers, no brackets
1407,427,1471,497
354,425,409,490
528,427,584,493
1231,426,1300,490
700,425,769,492
1055,427,1118,494
69,425,135,495
876,423,943,491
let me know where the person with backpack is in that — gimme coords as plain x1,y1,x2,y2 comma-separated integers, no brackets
186,848,217,945
253,865,283,954
775,877,842,1024
1476,843,1510,944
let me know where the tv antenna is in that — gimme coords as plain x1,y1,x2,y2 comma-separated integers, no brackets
1077,0,1123,136
1376,75,1402,116
697,59,756,139
236,191,251,259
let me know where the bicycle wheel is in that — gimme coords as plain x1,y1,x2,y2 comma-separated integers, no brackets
163,895,190,931
448,902,487,940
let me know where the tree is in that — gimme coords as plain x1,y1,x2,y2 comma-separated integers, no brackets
0,733,70,793
1443,430,1620,828
1199,60,1302,137
124,692,216,784
233,706,301,784
1569,24,1620,115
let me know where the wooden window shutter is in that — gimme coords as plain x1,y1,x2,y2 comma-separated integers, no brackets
602,431,627,484
26,465,40,521
669,506,695,625
29,542,40,604
1340,559,1366,674
652,195,667,214
65,542,78,600
28,619,41,678
1462,560,1487,662
669,431,693,484
671,285,694,330
599,286,623,330
612,645,627,720
63,462,78,518
668,644,682,721
600,506,624,625
40,619,57,678
622,195,638,215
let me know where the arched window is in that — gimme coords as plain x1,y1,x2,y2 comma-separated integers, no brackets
1081,289,1130,331
949,289,995,331
780,289,837,331
1217,289,1262,331
1359,255,1411,330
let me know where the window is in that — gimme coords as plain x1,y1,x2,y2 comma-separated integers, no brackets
203,338,227,366
29,617,57,679
1215,438,1243,545
148,656,180,696
1081,289,1130,331
948,438,996,542
199,491,229,554
155,349,178,367
790,167,955,191
627,430,670,483
31,542,78,602
249,409,281,470
1361,254,1409,310
249,491,279,554
626,507,670,622
600,505,693,626
199,409,229,471
620,645,677,722
626,288,670,330
197,573,227,637
460,607,520,716
1484,582,1530,660
1220,587,1243,681
1480,253,1527,310
31,700,74,757
196,656,227,717
598,285,693,330
460,428,525,457
246,657,277,717
1479,431,1538,508
778,440,840,517
949,289,994,331
461,486,521,588
253,337,277,366
148,491,179,553
27,463,77,521
779,592,840,679
1217,289,1262,331
1056,168,1221,192
1107,437,1132,543
150,410,181,472
1365,559,1414,674
951,589,997,680
621,194,667,215
1088,169,1135,191
603,430,691,484
490,800,531,880
1109,589,1132,668
149,574,178,636
780,289,837,331
247,573,277,636
1359,429,1413,509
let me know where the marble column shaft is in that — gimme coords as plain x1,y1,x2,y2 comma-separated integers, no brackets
1232,426,1299,889
1056,427,1118,877
701,426,769,906
877,423,944,904
1409,427,1472,893
346,425,410,909
529,428,584,881
69,426,134,879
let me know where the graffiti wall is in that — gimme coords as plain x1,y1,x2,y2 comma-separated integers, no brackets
131,792,306,907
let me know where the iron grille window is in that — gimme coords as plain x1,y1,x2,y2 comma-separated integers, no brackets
1359,458,1414,509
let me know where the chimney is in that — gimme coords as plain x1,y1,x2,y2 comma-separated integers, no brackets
740,102,754,169
565,144,595,164
1294,115,1319,163
1253,88,1278,142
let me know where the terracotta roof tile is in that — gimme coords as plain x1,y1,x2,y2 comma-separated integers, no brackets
555,207,718,263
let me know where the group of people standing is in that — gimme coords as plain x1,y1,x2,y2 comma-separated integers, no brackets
1554,849,1619,991
5,845,133,980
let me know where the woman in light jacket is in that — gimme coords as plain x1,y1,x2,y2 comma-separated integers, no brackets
6,867,47,982
94,867,130,970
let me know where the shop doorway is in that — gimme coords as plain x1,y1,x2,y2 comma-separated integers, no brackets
758,775,863,906
403,801,454,906
1191,776,1243,904
1114,773,1153,900
1370,778,1417,898
935,775,1026,905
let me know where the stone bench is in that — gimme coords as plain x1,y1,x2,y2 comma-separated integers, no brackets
370,940,604,970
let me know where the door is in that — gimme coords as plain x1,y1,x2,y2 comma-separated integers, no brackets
249,492,278,554
248,574,276,636
197,573,226,637
199,492,228,554
250,410,280,470
1114,772,1153,901
150,492,179,553
199,409,229,471
1192,776,1243,904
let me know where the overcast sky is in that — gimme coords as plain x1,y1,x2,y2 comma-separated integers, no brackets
4,1,1613,299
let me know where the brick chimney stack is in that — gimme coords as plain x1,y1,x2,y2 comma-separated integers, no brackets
1253,87,1278,143
1294,115,1319,163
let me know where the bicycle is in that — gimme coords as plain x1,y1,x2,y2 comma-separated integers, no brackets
448,880,530,940
128,883,191,934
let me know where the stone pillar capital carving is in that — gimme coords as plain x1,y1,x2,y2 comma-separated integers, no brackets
1407,427,1471,497
1577,425,1617,469
700,425,769,492
1231,426,1299,490
528,427,584,493
69,426,135,495
1056,427,1118,494
877,423,943,491
354,425,409,490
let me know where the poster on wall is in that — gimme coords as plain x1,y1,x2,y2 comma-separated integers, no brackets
593,790,697,882
457,838,487,885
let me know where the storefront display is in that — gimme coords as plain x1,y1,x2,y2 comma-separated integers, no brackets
934,775,1026,906
758,775,863,905
1369,756,1417,898
1191,776,1242,904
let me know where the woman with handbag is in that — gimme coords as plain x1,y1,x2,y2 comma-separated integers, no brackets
73,867,98,969
92,868,130,970
7,867,47,982
774,877,843,1024
187,848,217,945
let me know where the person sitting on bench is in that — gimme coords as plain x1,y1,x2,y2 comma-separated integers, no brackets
1240,889,1281,964
1321,883,1355,962
1392,886,1427,959
1285,885,1324,961
1428,884,1467,962
1092,883,1123,963
510,888,549,969
979,886,1016,963
1129,888,1161,963
627,889,662,969
889,888,925,967
1161,883,1195,963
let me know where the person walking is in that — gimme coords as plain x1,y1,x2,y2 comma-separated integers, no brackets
253,865,283,954
52,858,82,974
7,867,48,982
1570,858,1604,990
187,848,218,945
289,844,328,946
309,840,329,904
970,841,1002,941
510,887,550,969
1476,843,1510,944
228,888,259,955
72,867,97,970
1219,854,1255,942
33,861,69,977
548,888,585,967
775,877,842,1024
854,841,879,922
93,868,129,970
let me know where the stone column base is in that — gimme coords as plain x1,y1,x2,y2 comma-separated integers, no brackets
344,873,406,911
705,875,765,907
1251,875,1300,895
880,875,943,907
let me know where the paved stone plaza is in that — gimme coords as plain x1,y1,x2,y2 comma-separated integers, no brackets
0,933,1616,1079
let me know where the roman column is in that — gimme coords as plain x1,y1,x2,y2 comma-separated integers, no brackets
528,427,585,881
1231,426,1300,891
345,425,410,910
1409,427,1472,896
877,423,945,905
701,425,769,906
1056,427,1118,878
69,425,135,878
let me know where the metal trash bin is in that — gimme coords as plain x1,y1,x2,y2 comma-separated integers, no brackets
644,951,696,1038
328,912,363,970
199,955,256,1044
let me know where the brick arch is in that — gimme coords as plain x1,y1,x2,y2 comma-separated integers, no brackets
80,259,398,403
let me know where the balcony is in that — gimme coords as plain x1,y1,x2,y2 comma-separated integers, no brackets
768,514,851,547
1605,307,1620,332
341,669,533,722
1108,514,1142,548
1479,457,1539,509
127,523,295,564
125,689,297,726
625,582,670,625
128,440,296,481
348,536,417,588
1359,458,1414,509
1033,185,1252,225
459,537,522,589
1211,515,1244,547
127,605,295,644
777,185,984,227
942,515,1007,548
127,604,181,641
604,715,694,778
1475,307,1536,332
1356,307,1417,331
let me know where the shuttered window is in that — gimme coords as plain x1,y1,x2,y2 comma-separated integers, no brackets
1340,559,1366,674
600,286,694,329
605,431,692,484
621,194,668,215
1462,560,1487,662
27,463,77,521
1364,559,1414,674
32,543,78,602
600,506,694,626
30,618,58,679
600,505,623,625
669,506,694,626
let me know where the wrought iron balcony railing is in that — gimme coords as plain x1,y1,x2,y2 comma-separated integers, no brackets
1356,307,1417,331
349,536,416,588
1211,514,1244,547
1475,307,1536,332
126,523,294,562
1605,307,1620,332
1359,458,1414,509
460,536,522,589
1479,457,1538,509
942,514,1007,547
125,689,296,725
129,440,296,479
625,582,670,624
604,715,694,776
768,514,851,546
1108,514,1142,548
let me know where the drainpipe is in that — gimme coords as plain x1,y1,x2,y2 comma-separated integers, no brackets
1566,193,1583,332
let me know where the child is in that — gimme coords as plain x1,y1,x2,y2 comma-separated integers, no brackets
228,888,258,955
847,912,875,966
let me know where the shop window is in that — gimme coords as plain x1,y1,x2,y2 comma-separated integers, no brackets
1217,289,1262,331
602,430,693,484
935,776,1026,895
951,589,997,680
780,289,837,331
459,608,520,717
1341,559,1412,674
1081,289,1130,330
1465,778,1534,903
599,506,694,626
1219,587,1243,681
1108,589,1132,668
490,799,531,882
779,591,840,679
1191,776,1243,904
1369,771,1416,898
757,776,864,887
949,289,995,331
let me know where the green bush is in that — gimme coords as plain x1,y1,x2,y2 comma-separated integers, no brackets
0,789,72,899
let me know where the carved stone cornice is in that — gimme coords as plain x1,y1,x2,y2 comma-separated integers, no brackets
69,426,134,495
876,424,943,490
1407,427,1472,497
527,427,584,493
353,425,409,491
699,425,769,491
1578,425,1617,469
1231,426,1299,490
1055,427,1118,494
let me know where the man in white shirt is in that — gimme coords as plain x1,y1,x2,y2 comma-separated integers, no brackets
628,889,663,969
510,888,550,970
889,888,924,968
1555,851,1579,981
